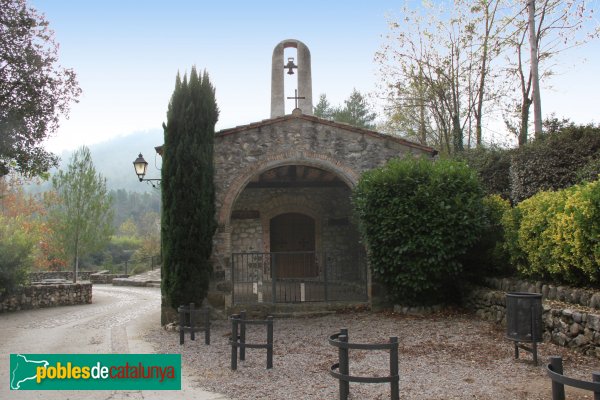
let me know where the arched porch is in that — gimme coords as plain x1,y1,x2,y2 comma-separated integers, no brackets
226,163,367,304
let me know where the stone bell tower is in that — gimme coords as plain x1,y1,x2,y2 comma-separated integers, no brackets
270,39,313,118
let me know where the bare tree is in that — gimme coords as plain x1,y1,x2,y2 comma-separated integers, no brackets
505,0,599,145
377,1,508,153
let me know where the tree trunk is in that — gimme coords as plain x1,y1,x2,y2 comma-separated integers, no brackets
519,97,531,146
528,0,543,137
417,70,427,145
476,30,489,146
452,113,463,153
73,226,79,283
419,101,426,145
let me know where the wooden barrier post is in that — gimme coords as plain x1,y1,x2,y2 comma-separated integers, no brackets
231,314,239,370
390,336,399,400
550,356,565,400
267,316,273,369
204,306,211,345
593,372,600,400
339,328,349,400
179,305,185,345
189,303,195,341
240,311,247,361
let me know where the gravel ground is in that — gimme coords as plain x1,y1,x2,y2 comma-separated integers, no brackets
145,309,600,399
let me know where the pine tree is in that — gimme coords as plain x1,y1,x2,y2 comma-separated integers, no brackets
313,90,376,129
47,146,113,282
161,67,218,309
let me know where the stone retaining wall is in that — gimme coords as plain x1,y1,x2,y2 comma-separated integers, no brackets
89,271,129,284
465,284,600,358
0,283,92,313
483,277,600,310
29,271,97,282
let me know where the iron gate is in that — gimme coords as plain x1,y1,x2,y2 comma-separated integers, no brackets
231,251,367,304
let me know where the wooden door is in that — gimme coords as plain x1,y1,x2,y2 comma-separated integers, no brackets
270,213,316,278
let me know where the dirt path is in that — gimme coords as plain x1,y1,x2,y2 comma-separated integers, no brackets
146,309,600,399
0,285,227,400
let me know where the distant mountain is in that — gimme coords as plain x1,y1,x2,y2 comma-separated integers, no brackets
84,129,164,192
28,129,164,193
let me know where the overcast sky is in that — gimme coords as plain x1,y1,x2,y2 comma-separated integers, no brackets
31,0,600,153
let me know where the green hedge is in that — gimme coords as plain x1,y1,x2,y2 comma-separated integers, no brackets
503,180,600,285
456,148,512,200
352,157,485,306
461,195,513,279
510,125,600,203
451,124,599,204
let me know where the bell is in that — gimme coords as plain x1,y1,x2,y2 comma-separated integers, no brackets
284,57,297,75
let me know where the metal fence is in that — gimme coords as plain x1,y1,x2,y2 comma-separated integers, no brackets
231,251,367,304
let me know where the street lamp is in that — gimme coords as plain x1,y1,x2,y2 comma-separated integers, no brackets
133,153,161,188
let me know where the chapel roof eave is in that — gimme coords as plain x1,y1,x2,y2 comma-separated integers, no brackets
155,113,439,157
216,113,438,156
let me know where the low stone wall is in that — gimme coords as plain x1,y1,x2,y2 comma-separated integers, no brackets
0,283,92,313
90,271,129,284
465,284,600,357
29,271,97,282
483,277,600,310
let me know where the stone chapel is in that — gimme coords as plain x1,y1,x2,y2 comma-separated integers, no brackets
177,39,436,310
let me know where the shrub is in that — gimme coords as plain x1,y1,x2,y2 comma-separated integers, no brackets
550,180,600,284
501,206,526,272
352,157,485,306
515,190,568,280
461,195,513,279
456,148,512,200
506,180,600,286
0,216,33,296
576,157,600,183
510,124,600,203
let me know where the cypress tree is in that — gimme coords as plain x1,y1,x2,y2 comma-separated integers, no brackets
161,67,218,310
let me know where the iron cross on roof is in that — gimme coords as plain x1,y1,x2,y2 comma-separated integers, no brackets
287,89,305,109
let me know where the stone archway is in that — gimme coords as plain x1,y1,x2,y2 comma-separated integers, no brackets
223,158,367,305
218,150,360,232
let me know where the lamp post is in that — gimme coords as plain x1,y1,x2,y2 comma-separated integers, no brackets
133,153,161,188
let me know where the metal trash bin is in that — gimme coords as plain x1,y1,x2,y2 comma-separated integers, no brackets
505,292,543,364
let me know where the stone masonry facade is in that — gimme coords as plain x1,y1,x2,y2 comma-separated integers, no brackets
230,186,357,256
210,112,436,295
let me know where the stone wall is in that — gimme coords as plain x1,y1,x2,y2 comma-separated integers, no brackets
230,187,357,256
231,218,263,253
465,281,600,357
90,271,129,284
482,277,600,310
29,271,96,282
0,283,92,313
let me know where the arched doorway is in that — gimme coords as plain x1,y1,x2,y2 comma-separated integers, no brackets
229,163,367,304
